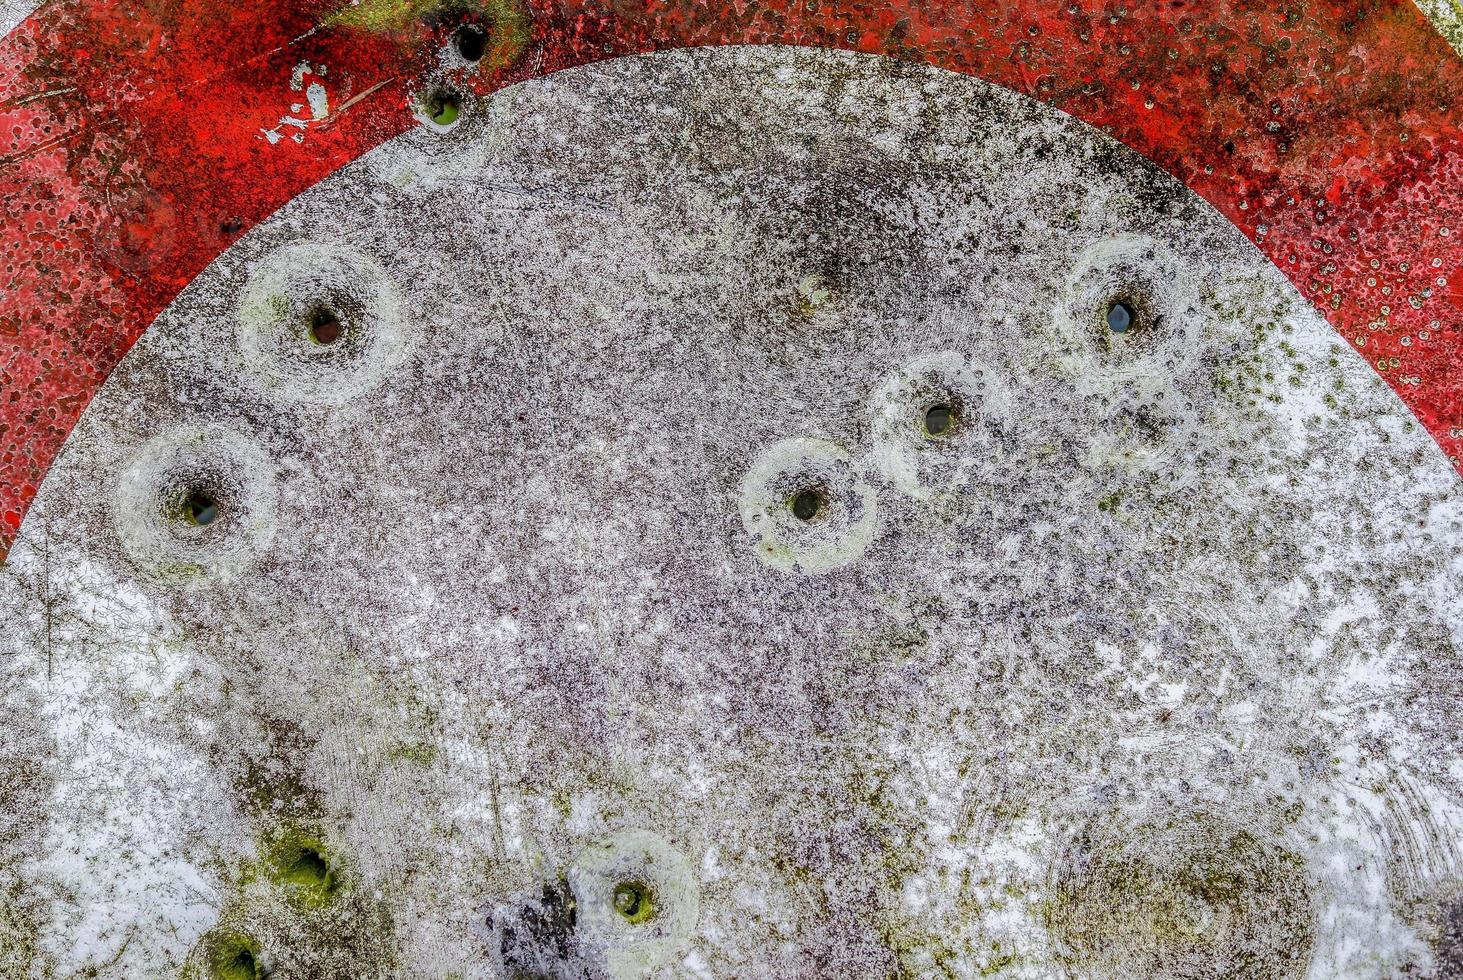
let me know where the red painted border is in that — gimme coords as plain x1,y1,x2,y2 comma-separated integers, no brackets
1,0,1460,559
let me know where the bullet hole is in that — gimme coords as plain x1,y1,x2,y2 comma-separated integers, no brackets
236,241,406,403
182,489,220,527
454,24,486,62
1107,300,1135,334
271,835,340,908
282,846,333,898
288,846,329,884
790,487,828,523
307,306,343,345
208,936,265,980
924,403,957,438
612,880,656,924
220,217,244,235
215,948,260,980
421,87,462,127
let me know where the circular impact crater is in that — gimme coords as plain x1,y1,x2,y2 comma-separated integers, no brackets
234,241,410,404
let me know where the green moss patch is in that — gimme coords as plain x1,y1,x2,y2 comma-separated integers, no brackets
323,0,530,72
1046,815,1314,979
266,829,342,909
184,931,265,980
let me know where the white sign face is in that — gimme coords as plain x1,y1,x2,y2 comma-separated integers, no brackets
1,47,1460,979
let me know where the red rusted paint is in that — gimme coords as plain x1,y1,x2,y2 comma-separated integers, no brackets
1,0,1460,558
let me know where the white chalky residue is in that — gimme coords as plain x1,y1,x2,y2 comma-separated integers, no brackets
306,81,329,121
0,539,226,975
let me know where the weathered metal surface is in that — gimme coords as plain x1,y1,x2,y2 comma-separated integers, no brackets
1,0,1462,557
1,2,1463,979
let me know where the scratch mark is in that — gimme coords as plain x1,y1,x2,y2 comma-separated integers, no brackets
318,76,395,129
1,86,75,110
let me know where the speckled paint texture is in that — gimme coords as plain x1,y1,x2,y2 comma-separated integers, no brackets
1,2,1462,980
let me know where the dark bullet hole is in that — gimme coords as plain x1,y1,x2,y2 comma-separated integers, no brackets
184,489,220,527
454,24,487,62
216,947,261,980
924,403,957,438
208,936,265,980
422,87,462,127
1107,300,1135,334
220,217,244,235
276,840,338,907
307,306,343,345
287,847,330,886
612,880,655,924
790,487,828,523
